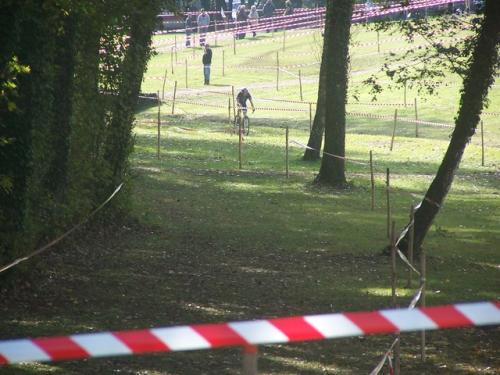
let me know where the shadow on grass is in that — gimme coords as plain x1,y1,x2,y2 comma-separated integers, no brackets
1,116,498,374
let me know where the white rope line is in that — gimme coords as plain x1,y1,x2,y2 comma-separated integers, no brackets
0,183,124,274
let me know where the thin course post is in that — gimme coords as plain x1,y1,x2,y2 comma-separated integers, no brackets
391,221,401,375
171,81,177,115
407,204,415,288
239,120,242,169
370,150,375,211
170,47,174,74
414,97,419,138
404,81,407,107
481,120,485,166
228,98,232,124
222,50,225,76
390,109,398,151
233,35,236,55
157,91,161,160
309,103,312,132
276,52,280,91
214,21,218,46
421,246,427,362
299,70,303,101
242,345,258,375
161,68,168,100
390,221,397,306
386,168,391,239
232,85,236,120
285,126,289,179
185,59,188,88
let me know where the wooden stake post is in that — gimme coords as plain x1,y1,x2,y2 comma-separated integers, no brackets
285,126,289,179
414,97,419,138
276,52,280,91
233,35,236,55
386,168,391,239
238,120,243,169
228,98,232,124
481,120,485,166
157,91,161,160
421,247,427,362
407,205,415,288
161,68,168,100
214,21,218,46
232,85,236,120
404,81,407,107
370,150,375,211
391,221,401,375
170,47,174,74
242,346,258,375
185,59,188,88
171,81,177,115
299,70,303,101
309,103,312,132
390,109,398,151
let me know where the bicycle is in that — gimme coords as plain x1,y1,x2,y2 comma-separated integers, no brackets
234,107,250,136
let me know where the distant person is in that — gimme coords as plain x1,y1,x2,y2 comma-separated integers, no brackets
284,0,294,16
185,13,195,47
197,9,211,46
248,5,259,37
262,0,275,32
202,43,212,85
236,5,248,39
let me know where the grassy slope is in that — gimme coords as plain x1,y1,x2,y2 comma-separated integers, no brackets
0,24,499,374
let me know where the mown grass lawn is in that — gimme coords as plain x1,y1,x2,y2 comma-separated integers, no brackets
0,23,498,374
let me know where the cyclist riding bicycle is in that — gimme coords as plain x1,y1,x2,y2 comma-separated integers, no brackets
236,87,255,116
235,88,255,135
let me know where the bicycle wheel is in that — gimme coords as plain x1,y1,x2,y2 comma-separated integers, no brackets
234,115,241,134
243,116,250,135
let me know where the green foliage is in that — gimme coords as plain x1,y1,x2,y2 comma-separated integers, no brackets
0,0,167,280
363,13,485,98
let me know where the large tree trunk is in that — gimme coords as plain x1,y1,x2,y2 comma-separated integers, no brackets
103,4,159,191
315,0,353,187
399,0,500,255
303,54,327,161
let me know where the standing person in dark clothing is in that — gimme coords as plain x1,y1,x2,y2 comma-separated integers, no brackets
202,43,213,85
262,0,275,32
284,0,294,16
236,5,248,39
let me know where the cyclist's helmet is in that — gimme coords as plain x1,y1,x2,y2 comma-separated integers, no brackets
240,87,248,94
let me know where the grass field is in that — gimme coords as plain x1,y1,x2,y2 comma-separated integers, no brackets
0,23,499,374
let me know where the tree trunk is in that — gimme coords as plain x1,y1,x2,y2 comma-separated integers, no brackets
303,54,327,161
398,0,500,255
103,4,159,190
315,0,353,187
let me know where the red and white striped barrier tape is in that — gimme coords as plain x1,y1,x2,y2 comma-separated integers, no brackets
0,301,497,365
